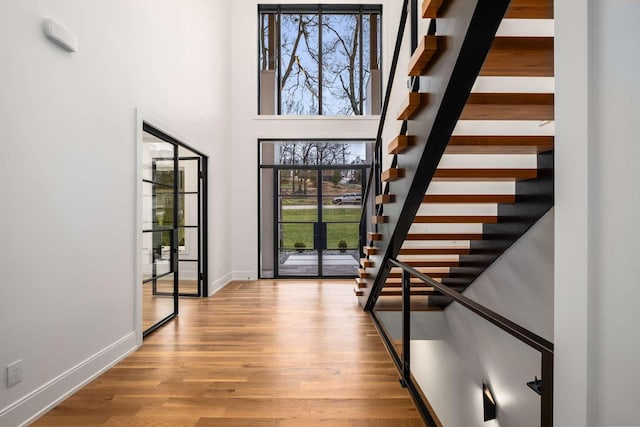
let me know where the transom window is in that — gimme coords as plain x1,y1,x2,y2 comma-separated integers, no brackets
259,5,382,116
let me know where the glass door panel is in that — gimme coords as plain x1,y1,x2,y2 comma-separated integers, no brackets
141,132,178,335
276,169,319,276
177,153,203,296
320,169,363,276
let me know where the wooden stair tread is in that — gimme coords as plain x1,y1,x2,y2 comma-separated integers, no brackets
413,215,498,223
446,135,554,154
423,194,516,203
355,278,368,288
353,286,364,296
388,135,417,155
461,93,554,121
363,246,378,256
408,35,439,76
399,247,470,255
481,37,554,77
383,280,439,286
380,288,440,296
360,258,374,268
376,194,396,205
421,0,445,18
374,296,443,312
382,168,405,182
367,232,383,241
372,215,389,224
402,260,459,268
397,93,429,120
358,269,369,278
406,233,483,240
505,0,553,19
388,272,449,279
433,168,537,181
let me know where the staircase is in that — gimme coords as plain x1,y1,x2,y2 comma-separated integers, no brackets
356,0,554,311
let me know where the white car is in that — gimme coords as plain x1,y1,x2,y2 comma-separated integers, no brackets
332,193,362,205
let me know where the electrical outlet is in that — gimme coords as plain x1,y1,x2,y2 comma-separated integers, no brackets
7,360,23,387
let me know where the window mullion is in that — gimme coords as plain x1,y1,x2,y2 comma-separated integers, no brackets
318,9,323,115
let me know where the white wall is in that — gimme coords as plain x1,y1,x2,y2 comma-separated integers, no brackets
409,210,554,427
228,0,403,279
555,0,640,425
0,1,231,425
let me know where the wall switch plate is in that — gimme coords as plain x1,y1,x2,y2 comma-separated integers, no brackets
7,360,23,387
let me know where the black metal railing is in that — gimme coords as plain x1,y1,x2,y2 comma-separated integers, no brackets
358,0,416,257
370,258,554,426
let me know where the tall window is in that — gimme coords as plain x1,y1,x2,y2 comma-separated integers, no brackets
259,5,382,116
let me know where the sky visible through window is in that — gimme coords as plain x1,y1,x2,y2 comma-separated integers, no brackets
260,6,381,116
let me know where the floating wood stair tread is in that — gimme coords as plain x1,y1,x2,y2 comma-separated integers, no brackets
374,297,443,312
363,246,378,256
481,37,554,77
402,260,459,268
446,135,554,154
389,135,417,155
461,93,554,121
355,278,368,288
505,0,553,19
376,194,396,205
406,233,483,240
422,0,445,18
409,35,439,76
414,215,498,223
368,232,383,241
385,277,444,284
388,271,449,279
399,247,470,255
372,215,389,224
358,268,369,278
380,288,440,296
423,194,516,203
360,258,374,268
398,92,430,120
433,168,537,181
382,168,405,182
353,287,364,296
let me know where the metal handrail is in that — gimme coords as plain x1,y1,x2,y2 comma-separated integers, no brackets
358,0,411,252
386,258,554,426
388,259,554,353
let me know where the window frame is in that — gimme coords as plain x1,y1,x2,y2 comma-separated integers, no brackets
258,4,383,116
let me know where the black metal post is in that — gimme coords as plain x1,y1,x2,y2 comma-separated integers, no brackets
402,268,411,382
541,350,554,427
411,0,418,54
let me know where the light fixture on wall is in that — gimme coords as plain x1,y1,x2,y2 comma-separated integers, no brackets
527,376,543,395
483,382,497,422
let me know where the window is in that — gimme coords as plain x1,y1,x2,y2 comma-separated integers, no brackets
259,5,382,116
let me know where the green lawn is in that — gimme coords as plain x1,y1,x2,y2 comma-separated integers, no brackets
280,208,361,250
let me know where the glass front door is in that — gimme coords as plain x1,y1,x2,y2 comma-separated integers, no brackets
276,167,363,277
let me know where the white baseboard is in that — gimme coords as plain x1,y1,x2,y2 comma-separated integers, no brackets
0,332,138,427
232,271,256,281
208,271,233,296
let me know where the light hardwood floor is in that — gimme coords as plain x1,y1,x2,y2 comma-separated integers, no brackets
34,280,424,427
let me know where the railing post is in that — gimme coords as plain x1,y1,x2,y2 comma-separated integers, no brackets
541,350,554,427
402,268,411,382
411,0,418,53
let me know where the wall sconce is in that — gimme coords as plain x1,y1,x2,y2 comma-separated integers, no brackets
527,376,543,395
483,382,497,422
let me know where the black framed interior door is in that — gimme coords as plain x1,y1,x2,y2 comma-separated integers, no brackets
141,123,209,337
141,127,179,336
274,166,365,277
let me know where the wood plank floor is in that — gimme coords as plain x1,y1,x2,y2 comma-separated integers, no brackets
34,280,424,427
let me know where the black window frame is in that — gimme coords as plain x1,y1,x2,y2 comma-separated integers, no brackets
258,4,383,116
